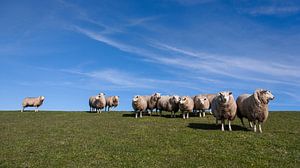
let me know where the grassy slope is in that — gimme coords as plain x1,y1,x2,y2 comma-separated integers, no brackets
0,111,299,168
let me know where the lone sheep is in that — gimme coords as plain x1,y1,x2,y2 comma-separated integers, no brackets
21,96,45,112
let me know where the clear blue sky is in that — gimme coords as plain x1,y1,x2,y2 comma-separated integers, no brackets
1,0,300,111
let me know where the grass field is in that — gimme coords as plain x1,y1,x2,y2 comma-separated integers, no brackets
0,111,299,168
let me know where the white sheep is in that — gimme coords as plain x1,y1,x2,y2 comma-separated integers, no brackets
21,96,45,112
132,95,147,118
140,93,161,115
105,96,119,111
193,95,210,117
179,96,194,119
236,89,275,133
211,91,237,131
89,93,106,113
157,95,180,117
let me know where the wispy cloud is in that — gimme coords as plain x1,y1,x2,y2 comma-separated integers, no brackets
171,0,214,6
60,68,200,92
73,24,300,87
247,6,300,15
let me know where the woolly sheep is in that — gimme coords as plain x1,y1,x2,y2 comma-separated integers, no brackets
236,89,275,133
140,93,161,115
105,96,119,111
132,95,147,118
179,96,194,119
193,95,210,117
89,93,106,113
21,96,45,112
211,91,237,131
157,95,180,117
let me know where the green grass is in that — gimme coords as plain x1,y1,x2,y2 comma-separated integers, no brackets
0,111,299,168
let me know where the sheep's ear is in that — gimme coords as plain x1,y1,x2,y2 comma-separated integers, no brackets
229,91,232,95
254,89,261,104
218,92,222,96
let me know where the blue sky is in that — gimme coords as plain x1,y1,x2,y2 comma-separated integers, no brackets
1,0,300,111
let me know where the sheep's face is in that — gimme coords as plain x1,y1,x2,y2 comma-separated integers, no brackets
260,90,275,104
40,96,45,100
179,96,188,105
113,96,119,103
95,95,101,100
99,93,105,97
218,91,232,103
133,95,139,102
199,97,208,105
172,95,180,103
151,93,161,102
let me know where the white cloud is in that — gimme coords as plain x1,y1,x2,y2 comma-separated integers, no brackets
247,6,300,15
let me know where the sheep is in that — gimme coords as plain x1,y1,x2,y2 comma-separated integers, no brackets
157,95,180,117
89,93,106,113
193,95,210,117
140,93,161,115
179,96,194,119
211,91,237,131
105,96,119,111
132,95,147,118
236,89,275,133
21,96,45,112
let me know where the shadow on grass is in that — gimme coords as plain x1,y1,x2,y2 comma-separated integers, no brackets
188,123,249,131
122,113,135,117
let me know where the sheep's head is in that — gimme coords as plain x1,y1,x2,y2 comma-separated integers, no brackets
95,95,101,100
133,95,139,102
171,95,180,104
199,96,208,105
98,93,105,97
218,91,232,103
255,89,274,104
179,96,189,105
113,96,119,104
40,96,45,101
151,93,161,102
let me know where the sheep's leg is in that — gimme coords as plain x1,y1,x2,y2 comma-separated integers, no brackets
183,112,186,119
21,107,24,112
228,120,232,131
216,119,218,125
221,119,225,131
258,122,262,133
35,107,38,112
140,111,143,118
253,121,257,132
135,112,138,118
202,111,205,117
240,118,245,127
249,120,253,128
187,112,189,119
199,111,202,117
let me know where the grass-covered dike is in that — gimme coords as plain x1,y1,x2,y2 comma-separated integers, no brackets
0,111,299,167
